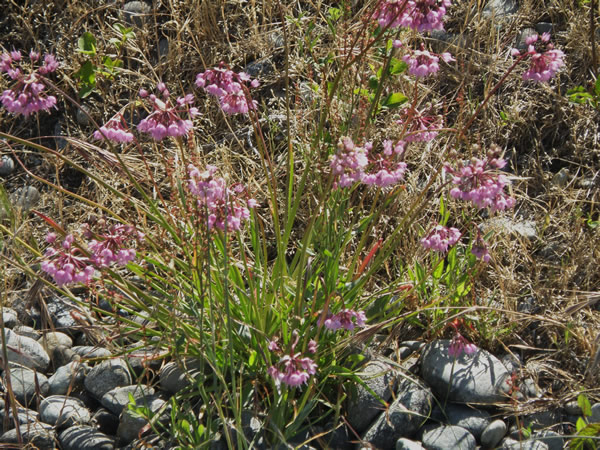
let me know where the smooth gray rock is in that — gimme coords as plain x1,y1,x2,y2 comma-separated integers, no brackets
159,359,203,394
396,438,426,450
48,361,89,395
46,297,86,332
4,328,50,371
485,217,537,241
2,307,18,328
11,185,40,212
76,105,91,126
345,358,398,433
117,395,166,443
532,430,564,450
535,22,553,34
520,409,562,431
84,358,132,399
59,425,115,450
564,400,582,415
441,404,491,440
483,0,518,17
0,405,39,431
123,1,151,27
422,425,476,450
13,325,41,339
4,365,49,406
481,419,507,448
39,395,91,427
100,384,155,415
361,377,433,448
591,402,600,422
39,331,73,356
0,422,55,449
420,340,511,404
501,437,548,449
72,345,112,359
52,345,79,368
92,408,119,435
0,155,15,176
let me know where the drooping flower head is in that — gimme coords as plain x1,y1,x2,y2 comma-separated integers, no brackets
137,83,199,141
421,225,461,253
373,0,451,32
268,332,318,388
511,32,565,82
402,44,455,78
330,136,369,188
187,164,257,232
323,308,367,331
82,220,144,268
448,333,478,357
41,233,95,286
445,146,515,213
0,50,58,116
397,105,443,143
195,62,259,115
93,114,134,143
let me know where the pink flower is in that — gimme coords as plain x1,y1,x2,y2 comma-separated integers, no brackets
445,148,515,213
0,50,58,116
195,62,259,115
137,83,199,141
187,164,256,232
41,233,95,286
512,33,565,82
323,309,367,331
373,0,451,32
83,222,143,268
421,225,461,252
403,45,454,78
448,333,478,357
93,114,134,143
268,333,317,388
330,136,369,188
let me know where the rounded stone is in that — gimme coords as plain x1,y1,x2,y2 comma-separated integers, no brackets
442,404,491,440
422,425,476,450
48,361,89,395
563,400,582,415
2,307,18,328
52,345,79,368
76,105,91,126
4,328,50,371
100,384,155,415
0,422,55,448
0,405,39,430
159,359,203,394
481,419,508,448
92,408,119,435
13,325,41,339
0,155,15,176
123,1,152,27
117,395,167,443
59,425,115,450
396,438,426,450
84,358,132,399
11,185,40,212
39,395,91,427
72,346,113,359
5,365,49,406
39,331,73,355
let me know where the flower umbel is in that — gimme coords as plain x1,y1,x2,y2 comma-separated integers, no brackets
41,233,95,286
137,83,199,141
83,220,144,268
323,308,367,331
187,164,257,232
448,333,478,357
268,333,317,388
195,62,259,115
402,44,454,78
0,50,58,116
93,114,134,143
421,225,461,253
512,32,565,82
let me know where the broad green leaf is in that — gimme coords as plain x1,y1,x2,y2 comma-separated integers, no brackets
579,393,593,418
75,60,96,84
368,76,379,92
389,58,407,75
77,31,97,55
382,92,408,108
78,84,95,99
595,77,600,96
433,259,444,279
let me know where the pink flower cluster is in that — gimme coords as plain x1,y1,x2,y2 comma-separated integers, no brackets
448,333,478,357
41,234,95,286
330,136,369,188
195,63,259,115
93,114,134,143
401,44,454,78
445,152,515,213
268,335,317,388
421,225,461,252
83,222,144,268
512,33,565,82
137,83,199,141
330,137,407,189
323,308,367,331
187,164,257,232
373,0,451,32
397,106,442,143
41,222,142,287
0,50,58,116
